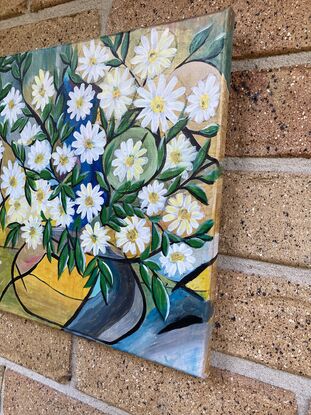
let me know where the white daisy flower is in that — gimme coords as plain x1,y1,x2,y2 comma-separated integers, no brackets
17,122,41,146
163,193,204,236
160,243,195,279
27,140,52,172
21,216,43,250
77,40,109,83
1,160,25,199
131,28,177,79
67,83,95,121
7,195,29,223
1,87,24,126
72,121,106,164
80,222,110,256
134,75,185,133
138,180,166,216
50,196,75,227
185,74,220,124
52,144,76,175
31,69,55,111
31,179,52,214
0,140,4,161
98,68,136,120
76,183,104,222
112,138,148,182
164,133,197,179
116,216,151,256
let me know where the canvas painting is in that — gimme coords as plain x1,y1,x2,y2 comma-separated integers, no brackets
0,8,234,377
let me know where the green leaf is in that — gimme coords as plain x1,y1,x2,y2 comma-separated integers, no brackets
83,257,98,277
139,264,152,289
4,227,19,248
108,221,121,232
114,33,123,50
40,169,53,180
107,116,115,139
185,237,205,248
106,58,122,67
203,33,226,60
58,245,69,278
57,229,68,253
22,53,32,75
68,249,75,273
68,69,83,84
195,219,214,235
121,32,130,60
124,192,137,204
98,260,113,287
75,238,85,275
0,205,6,230
11,117,27,133
115,109,139,136
189,24,213,54
43,220,52,249
140,245,150,261
100,35,115,50
11,63,20,79
144,260,161,271
198,168,221,184
24,181,32,205
167,232,182,243
166,117,188,141
200,234,213,241
151,223,161,251
192,139,211,172
198,123,219,138
0,83,12,100
100,274,109,303
96,172,109,191
161,232,170,256
158,167,185,181
71,164,80,186
113,204,127,219
185,184,208,205
42,102,52,122
100,108,108,132
123,203,134,216
157,137,165,170
100,206,109,225
152,275,170,320
166,176,181,196
84,268,99,288
133,207,145,218
63,184,75,200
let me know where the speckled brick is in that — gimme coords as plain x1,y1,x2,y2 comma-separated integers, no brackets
31,0,72,11
3,370,106,415
213,269,311,377
0,10,100,57
220,172,311,268
0,0,27,20
0,311,71,382
227,65,311,157
76,339,297,415
107,0,311,58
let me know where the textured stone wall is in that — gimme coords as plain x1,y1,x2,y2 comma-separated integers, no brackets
0,1,310,414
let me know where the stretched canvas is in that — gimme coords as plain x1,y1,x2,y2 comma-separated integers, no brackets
0,8,234,377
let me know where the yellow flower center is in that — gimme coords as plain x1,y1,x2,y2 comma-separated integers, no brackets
76,97,84,109
199,93,209,110
178,208,190,221
35,153,44,164
170,252,185,262
36,189,45,202
125,155,135,167
89,57,97,66
29,227,37,237
148,49,158,63
9,176,17,188
84,139,94,150
112,87,121,98
85,196,94,207
8,100,15,109
59,155,69,166
150,96,165,113
39,86,46,97
14,201,21,209
90,234,97,243
127,228,138,242
148,192,159,203
170,150,182,164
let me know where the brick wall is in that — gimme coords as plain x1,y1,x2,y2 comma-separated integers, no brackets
0,1,310,414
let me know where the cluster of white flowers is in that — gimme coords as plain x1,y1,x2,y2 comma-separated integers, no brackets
0,26,220,280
